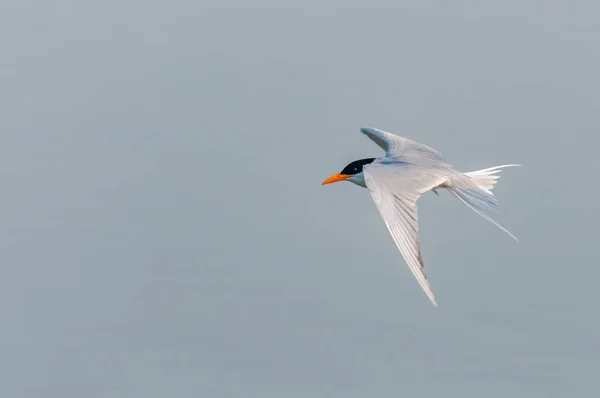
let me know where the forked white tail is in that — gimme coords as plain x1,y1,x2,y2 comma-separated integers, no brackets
450,164,521,242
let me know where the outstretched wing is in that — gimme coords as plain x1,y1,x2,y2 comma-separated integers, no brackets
360,127,448,166
363,163,447,307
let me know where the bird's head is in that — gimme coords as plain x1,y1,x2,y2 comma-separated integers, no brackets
322,158,376,188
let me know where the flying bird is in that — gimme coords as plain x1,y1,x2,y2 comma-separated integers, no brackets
322,127,520,306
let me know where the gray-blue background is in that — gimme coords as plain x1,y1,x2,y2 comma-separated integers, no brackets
1,1,598,397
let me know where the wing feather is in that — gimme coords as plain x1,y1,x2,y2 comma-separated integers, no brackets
360,127,449,166
364,163,447,307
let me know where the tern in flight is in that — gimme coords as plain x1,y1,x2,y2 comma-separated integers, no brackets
322,127,519,306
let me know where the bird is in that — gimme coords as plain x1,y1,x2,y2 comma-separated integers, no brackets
321,127,520,306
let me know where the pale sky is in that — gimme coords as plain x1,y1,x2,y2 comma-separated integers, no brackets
1,1,599,397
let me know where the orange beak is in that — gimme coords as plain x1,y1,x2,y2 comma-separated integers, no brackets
321,173,351,185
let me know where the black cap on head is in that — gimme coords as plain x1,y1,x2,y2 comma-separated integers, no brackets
340,158,376,175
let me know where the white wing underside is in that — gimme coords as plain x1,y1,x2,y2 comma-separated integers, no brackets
364,163,448,306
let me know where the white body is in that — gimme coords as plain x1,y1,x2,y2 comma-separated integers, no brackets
352,127,519,306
